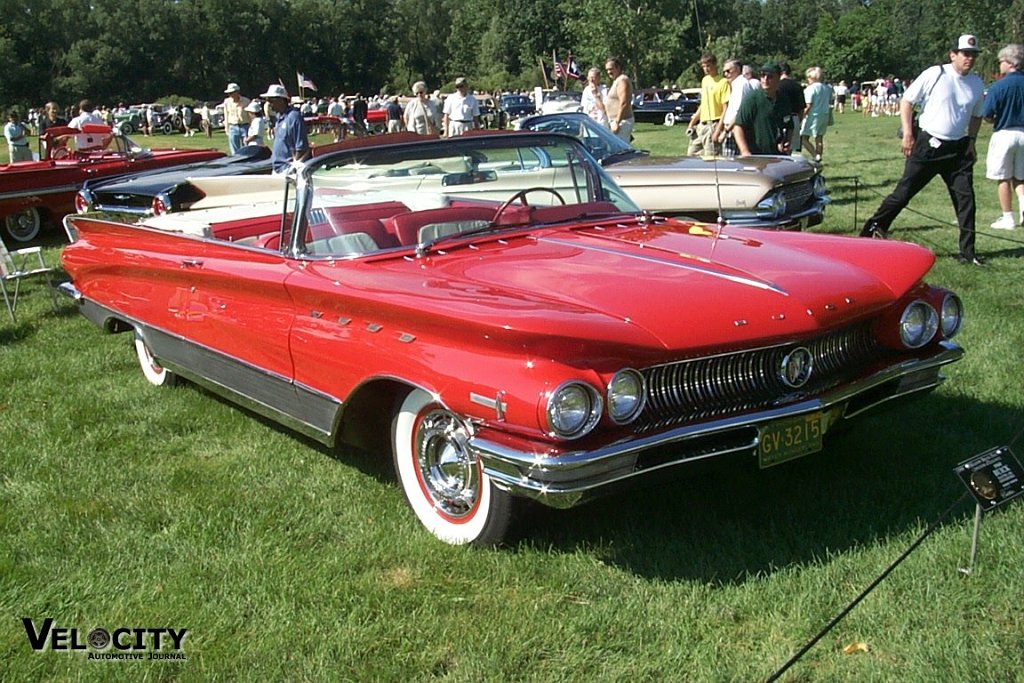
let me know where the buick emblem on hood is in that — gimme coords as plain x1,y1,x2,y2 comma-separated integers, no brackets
779,347,813,388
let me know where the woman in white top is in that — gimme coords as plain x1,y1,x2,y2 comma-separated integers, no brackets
243,100,267,147
404,81,441,136
581,67,609,128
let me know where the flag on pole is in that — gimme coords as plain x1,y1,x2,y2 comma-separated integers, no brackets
552,52,565,81
566,53,582,80
297,72,318,91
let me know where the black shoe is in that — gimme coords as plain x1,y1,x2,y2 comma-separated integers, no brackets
860,221,888,239
956,255,986,266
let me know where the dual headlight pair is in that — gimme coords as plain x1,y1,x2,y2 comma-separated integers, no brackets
546,369,645,440
900,293,963,348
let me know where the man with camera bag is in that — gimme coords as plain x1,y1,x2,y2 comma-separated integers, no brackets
860,35,986,265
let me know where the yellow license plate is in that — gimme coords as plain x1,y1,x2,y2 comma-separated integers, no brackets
758,412,824,468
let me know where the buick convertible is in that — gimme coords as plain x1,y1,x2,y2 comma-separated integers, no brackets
517,112,828,230
61,132,964,545
0,124,223,242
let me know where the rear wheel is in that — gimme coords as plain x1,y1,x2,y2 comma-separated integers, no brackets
160,121,173,135
4,208,41,243
664,112,676,126
392,389,514,545
134,331,179,386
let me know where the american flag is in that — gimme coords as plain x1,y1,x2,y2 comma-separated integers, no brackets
553,60,565,80
296,72,318,91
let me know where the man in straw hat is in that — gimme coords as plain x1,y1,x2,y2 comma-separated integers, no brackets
260,84,309,174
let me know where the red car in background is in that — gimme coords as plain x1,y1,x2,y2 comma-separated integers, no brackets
0,123,223,242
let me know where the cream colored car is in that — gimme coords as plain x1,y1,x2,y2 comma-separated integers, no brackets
518,112,828,229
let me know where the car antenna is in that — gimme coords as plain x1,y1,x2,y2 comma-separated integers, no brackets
709,150,727,262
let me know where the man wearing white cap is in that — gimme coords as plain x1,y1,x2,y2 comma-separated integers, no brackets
861,34,986,265
261,84,309,174
222,82,251,154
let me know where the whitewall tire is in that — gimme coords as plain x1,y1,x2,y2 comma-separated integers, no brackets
392,389,513,545
134,331,179,387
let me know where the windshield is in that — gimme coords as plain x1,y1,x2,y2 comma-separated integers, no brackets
519,114,636,162
296,134,638,257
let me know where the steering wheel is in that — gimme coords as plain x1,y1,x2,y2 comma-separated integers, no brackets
51,146,70,160
493,187,566,225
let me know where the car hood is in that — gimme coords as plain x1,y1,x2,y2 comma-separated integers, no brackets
610,153,817,183
360,222,933,357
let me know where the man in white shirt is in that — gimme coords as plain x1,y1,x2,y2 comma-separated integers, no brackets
442,77,480,137
67,100,107,150
712,59,754,157
860,35,986,265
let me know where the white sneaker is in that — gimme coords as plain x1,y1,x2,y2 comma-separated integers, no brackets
990,215,1016,230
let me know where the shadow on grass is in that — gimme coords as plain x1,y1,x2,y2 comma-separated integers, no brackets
515,393,1022,584
153,370,1019,585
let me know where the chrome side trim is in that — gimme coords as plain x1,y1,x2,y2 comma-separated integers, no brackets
473,342,963,508
0,184,81,201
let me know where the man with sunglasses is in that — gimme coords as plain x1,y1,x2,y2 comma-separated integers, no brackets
732,62,791,156
860,35,986,265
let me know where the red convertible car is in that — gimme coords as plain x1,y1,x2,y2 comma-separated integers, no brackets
0,124,223,242
61,132,965,545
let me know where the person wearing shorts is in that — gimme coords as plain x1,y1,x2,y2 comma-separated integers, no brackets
982,43,1024,230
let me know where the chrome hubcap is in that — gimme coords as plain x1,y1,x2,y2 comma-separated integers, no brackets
414,409,479,519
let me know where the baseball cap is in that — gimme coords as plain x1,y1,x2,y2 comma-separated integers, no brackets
224,82,241,94
760,61,781,76
455,77,468,87
954,34,980,53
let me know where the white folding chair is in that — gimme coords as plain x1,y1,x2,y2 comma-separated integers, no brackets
0,236,59,323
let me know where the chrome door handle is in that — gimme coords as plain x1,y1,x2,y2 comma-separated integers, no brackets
180,259,204,268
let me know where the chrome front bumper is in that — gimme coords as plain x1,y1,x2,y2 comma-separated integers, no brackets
474,342,963,508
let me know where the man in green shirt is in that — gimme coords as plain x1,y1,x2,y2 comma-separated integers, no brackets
733,62,791,156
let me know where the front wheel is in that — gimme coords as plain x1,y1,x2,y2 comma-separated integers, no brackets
392,389,514,545
4,208,41,243
160,121,173,135
134,331,179,386
120,121,134,135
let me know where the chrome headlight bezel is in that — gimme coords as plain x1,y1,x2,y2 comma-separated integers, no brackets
899,300,939,348
755,191,787,219
812,173,827,198
607,369,646,425
940,292,964,338
546,381,602,440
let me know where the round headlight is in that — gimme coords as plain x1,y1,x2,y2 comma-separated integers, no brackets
940,293,964,338
756,191,787,219
899,300,939,348
607,369,646,425
813,173,827,198
546,382,601,439
75,189,94,214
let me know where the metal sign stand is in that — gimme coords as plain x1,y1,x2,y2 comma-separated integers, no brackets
958,503,984,576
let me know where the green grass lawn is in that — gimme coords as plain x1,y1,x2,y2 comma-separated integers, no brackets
2,116,1023,681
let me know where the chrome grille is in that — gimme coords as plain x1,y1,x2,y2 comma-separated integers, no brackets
781,180,815,213
636,322,884,433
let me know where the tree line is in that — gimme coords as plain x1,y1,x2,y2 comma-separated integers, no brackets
1,0,1021,113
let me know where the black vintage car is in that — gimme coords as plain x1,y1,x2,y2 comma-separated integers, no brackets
500,94,536,121
76,145,274,216
632,88,700,126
